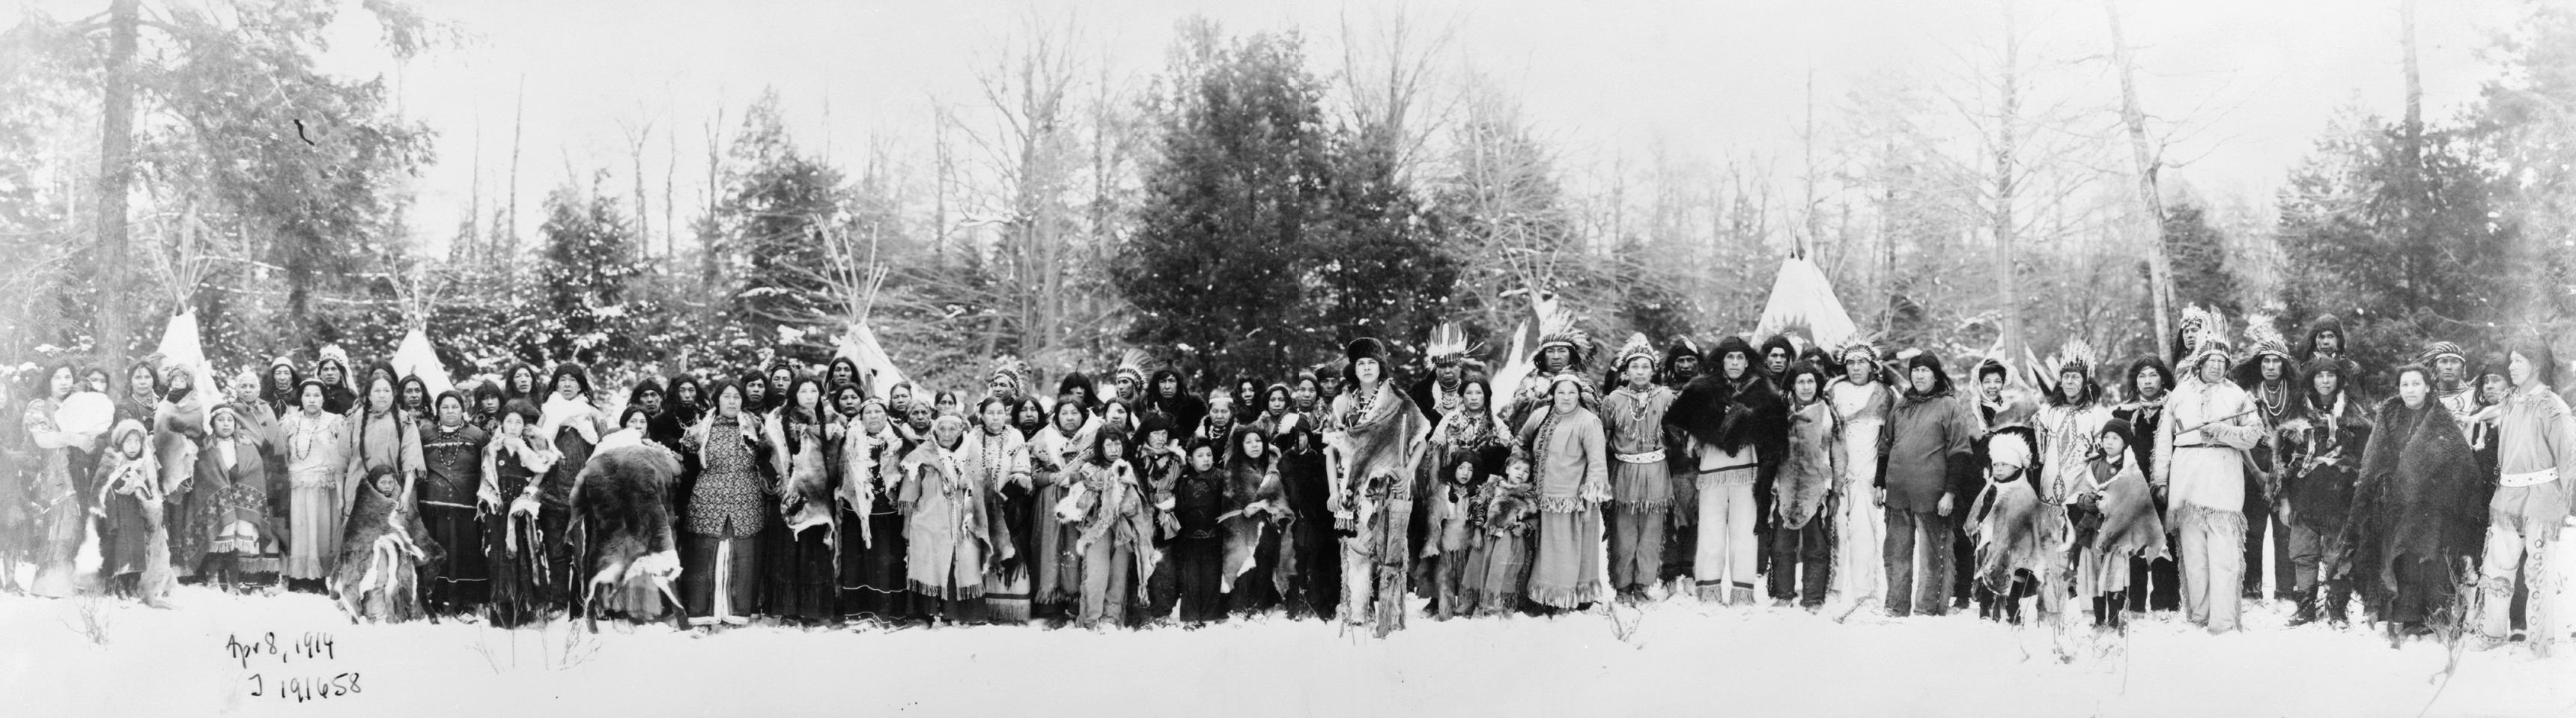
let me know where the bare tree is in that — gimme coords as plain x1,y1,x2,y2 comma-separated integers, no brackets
2106,0,2176,347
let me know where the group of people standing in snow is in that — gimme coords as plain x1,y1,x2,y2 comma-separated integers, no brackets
1,308,2567,651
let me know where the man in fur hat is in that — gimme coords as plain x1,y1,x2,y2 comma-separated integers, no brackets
1326,336,1431,636
1663,335,1787,604
2300,314,2347,365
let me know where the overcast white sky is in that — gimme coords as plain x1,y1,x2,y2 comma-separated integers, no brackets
278,0,2534,247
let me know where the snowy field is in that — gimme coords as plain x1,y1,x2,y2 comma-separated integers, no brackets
2,585,2568,718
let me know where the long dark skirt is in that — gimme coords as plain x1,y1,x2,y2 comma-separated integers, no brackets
770,523,839,624
482,510,546,627
681,530,760,623
419,504,485,613
839,499,919,621
1278,454,1340,620
1173,535,1227,624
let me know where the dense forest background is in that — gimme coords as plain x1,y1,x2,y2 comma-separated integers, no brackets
1,1,2569,395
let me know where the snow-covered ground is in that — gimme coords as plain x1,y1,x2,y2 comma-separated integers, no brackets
1,586,2567,718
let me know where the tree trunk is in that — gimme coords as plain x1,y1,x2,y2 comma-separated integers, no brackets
1993,0,2023,359
2106,0,2175,349
95,0,140,370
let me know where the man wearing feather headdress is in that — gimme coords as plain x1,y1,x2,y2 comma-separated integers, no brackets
2030,340,2110,626
1111,350,1152,407
2157,306,2264,633
1409,323,1480,428
2235,318,2299,602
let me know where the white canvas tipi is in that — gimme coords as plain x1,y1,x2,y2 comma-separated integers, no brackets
1752,257,1859,351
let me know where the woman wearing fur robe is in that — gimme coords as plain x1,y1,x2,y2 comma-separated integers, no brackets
2282,358,2369,627
1328,338,1431,636
334,375,434,621
2351,364,2488,639
763,374,840,624
902,414,998,624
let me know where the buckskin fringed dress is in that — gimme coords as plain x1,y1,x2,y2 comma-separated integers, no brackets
902,437,996,624
1516,404,1609,609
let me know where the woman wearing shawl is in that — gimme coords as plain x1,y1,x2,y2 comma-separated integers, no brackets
1027,398,1093,620
962,398,1034,624
1326,338,1431,636
22,362,100,597
1060,428,1156,628
2351,364,2488,639
536,363,610,609
95,420,173,603
836,395,915,622
901,414,997,624
192,404,270,594
480,401,556,627
763,374,839,624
